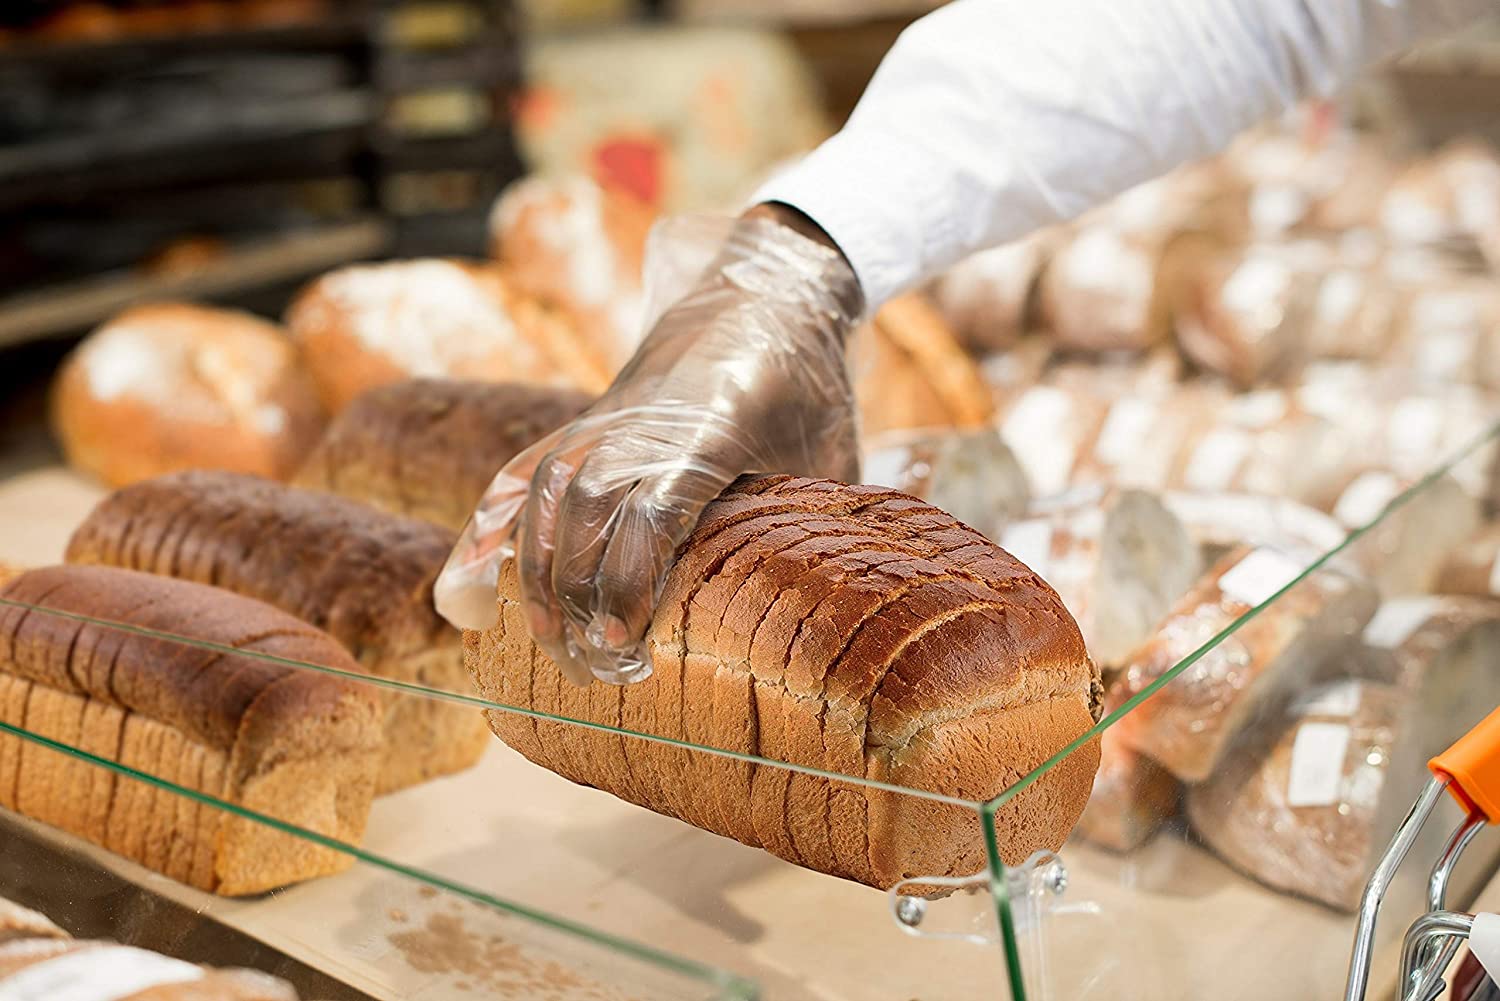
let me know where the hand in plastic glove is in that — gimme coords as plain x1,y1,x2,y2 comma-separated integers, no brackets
435,206,863,686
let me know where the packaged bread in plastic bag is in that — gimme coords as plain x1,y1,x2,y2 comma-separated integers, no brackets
1114,545,1377,782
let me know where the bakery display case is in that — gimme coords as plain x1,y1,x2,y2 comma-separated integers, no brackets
0,410,1495,1000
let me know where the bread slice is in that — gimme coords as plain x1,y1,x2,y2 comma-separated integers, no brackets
0,566,382,895
293,378,592,532
466,475,1102,888
66,470,487,794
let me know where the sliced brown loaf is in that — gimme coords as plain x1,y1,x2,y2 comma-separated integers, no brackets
65,470,485,794
466,475,1103,887
0,565,382,895
294,378,593,531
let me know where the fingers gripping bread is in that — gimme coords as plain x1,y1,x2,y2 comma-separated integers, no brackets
467,476,1103,888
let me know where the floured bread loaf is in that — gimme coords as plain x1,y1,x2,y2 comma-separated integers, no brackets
1436,522,1500,598
50,304,325,488
466,475,1103,887
1114,545,1377,782
859,426,1029,542
294,378,592,531
285,259,608,412
66,471,484,794
0,566,382,895
1000,487,1200,670
0,938,300,999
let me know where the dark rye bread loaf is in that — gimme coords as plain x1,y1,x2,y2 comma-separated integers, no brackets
467,475,1103,888
294,379,593,531
0,566,382,895
65,470,487,794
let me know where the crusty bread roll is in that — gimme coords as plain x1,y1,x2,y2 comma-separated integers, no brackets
1001,487,1201,670
1114,545,1377,782
295,379,593,532
851,294,996,436
66,471,483,794
466,475,1103,886
285,259,609,413
0,938,299,1000
488,174,653,373
50,304,325,489
0,566,382,895
859,426,1029,542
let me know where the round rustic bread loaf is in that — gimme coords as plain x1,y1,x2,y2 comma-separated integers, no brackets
466,474,1102,888
51,303,325,488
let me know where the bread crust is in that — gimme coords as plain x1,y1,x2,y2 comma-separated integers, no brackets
469,476,1101,887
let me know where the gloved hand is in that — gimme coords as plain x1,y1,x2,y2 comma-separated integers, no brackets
435,210,863,685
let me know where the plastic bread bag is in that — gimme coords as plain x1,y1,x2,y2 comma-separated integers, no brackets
436,214,863,685
1113,543,1378,782
999,485,1201,670
860,425,1030,541
1328,468,1480,597
1191,599,1500,911
930,228,1059,356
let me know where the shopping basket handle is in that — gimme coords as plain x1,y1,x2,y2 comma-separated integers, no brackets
1431,706,1500,823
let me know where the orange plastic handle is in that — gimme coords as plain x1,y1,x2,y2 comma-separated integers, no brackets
1431,705,1500,823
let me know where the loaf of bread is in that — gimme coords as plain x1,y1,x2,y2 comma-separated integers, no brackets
1038,223,1167,354
1074,726,1180,853
294,378,593,531
0,565,382,895
1113,545,1377,782
65,471,484,794
850,294,996,436
1000,487,1201,670
466,475,1103,886
859,427,1029,543
50,304,325,488
0,938,300,1000
488,174,653,374
285,259,609,413
996,385,1108,498
1331,470,1480,596
930,231,1057,356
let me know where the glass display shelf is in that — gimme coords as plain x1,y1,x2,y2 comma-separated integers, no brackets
0,416,1491,1000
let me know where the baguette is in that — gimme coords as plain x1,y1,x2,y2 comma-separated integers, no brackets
0,566,382,895
466,475,1103,887
294,378,592,531
66,470,485,794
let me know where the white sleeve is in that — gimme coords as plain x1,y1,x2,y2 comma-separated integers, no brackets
753,0,1491,309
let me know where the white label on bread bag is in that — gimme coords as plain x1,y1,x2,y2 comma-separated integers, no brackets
1218,547,1305,607
1333,471,1401,529
1294,680,1364,719
1363,597,1443,649
1287,722,1353,808
1095,398,1157,468
1184,428,1253,492
1001,388,1078,496
860,445,914,491
0,945,203,1001
1001,519,1054,579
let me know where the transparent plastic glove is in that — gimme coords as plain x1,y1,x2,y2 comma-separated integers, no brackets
436,213,863,685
